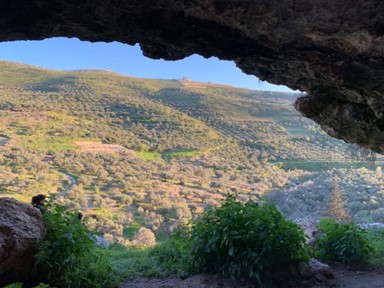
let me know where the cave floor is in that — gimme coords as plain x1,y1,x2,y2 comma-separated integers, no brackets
120,266,384,288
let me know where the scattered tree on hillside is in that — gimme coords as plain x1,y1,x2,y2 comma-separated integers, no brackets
131,227,156,247
346,144,377,165
327,177,349,221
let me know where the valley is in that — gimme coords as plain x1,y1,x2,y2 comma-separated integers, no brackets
0,60,383,246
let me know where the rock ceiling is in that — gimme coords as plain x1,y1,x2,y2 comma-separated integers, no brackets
0,0,383,152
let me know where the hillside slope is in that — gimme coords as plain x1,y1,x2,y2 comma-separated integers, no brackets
0,61,383,244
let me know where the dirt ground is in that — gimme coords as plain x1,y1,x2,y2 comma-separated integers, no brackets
120,274,257,288
74,141,124,153
120,266,384,288
311,266,384,288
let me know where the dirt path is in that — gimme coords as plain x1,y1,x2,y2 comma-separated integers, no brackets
120,274,255,288
120,267,384,288
312,266,384,288
56,172,76,199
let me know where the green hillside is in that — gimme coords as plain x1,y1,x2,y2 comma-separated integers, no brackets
0,60,383,245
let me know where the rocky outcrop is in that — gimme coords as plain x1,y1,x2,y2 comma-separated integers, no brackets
0,1,383,151
0,197,46,286
298,258,334,282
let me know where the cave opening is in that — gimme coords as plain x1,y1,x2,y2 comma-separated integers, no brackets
1,0,384,285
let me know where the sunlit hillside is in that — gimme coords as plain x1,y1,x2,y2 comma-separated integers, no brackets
0,60,383,246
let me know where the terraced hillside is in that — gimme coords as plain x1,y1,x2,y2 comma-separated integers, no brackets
0,61,382,245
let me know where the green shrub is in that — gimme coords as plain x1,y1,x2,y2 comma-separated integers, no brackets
149,227,194,277
189,196,309,287
366,228,384,267
315,218,373,266
3,283,51,288
3,284,23,288
33,284,52,288
109,227,194,280
34,204,118,288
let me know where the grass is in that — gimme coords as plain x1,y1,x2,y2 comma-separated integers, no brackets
136,151,163,161
124,221,142,238
90,208,116,218
109,246,168,279
45,111,79,123
18,135,77,152
162,149,200,161
109,243,190,280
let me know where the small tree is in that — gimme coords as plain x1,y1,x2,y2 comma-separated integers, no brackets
327,177,349,221
131,227,156,247
315,218,373,266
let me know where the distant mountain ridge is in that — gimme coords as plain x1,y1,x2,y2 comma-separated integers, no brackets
0,60,297,95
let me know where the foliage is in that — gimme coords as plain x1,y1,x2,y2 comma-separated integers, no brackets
149,227,195,276
109,245,165,279
162,149,200,161
108,227,193,280
131,227,156,247
34,203,118,288
3,61,384,243
109,233,192,280
136,151,162,161
188,196,309,287
315,218,374,266
366,228,384,267
327,177,349,221
3,61,384,268
3,283,51,288
2,284,23,288
265,167,384,223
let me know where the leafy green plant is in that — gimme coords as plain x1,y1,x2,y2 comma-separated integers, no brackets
109,227,193,280
188,196,309,287
3,283,51,288
315,218,373,266
366,228,384,267
149,227,194,277
3,283,23,288
33,204,118,288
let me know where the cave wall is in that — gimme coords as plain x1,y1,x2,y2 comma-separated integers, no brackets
0,0,383,151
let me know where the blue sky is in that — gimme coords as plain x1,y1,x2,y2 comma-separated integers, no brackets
0,37,293,92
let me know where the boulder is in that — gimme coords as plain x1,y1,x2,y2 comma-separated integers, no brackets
0,197,46,286
94,235,110,248
298,258,334,282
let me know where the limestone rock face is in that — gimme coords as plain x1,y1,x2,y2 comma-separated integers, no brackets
0,197,46,286
0,1,383,151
